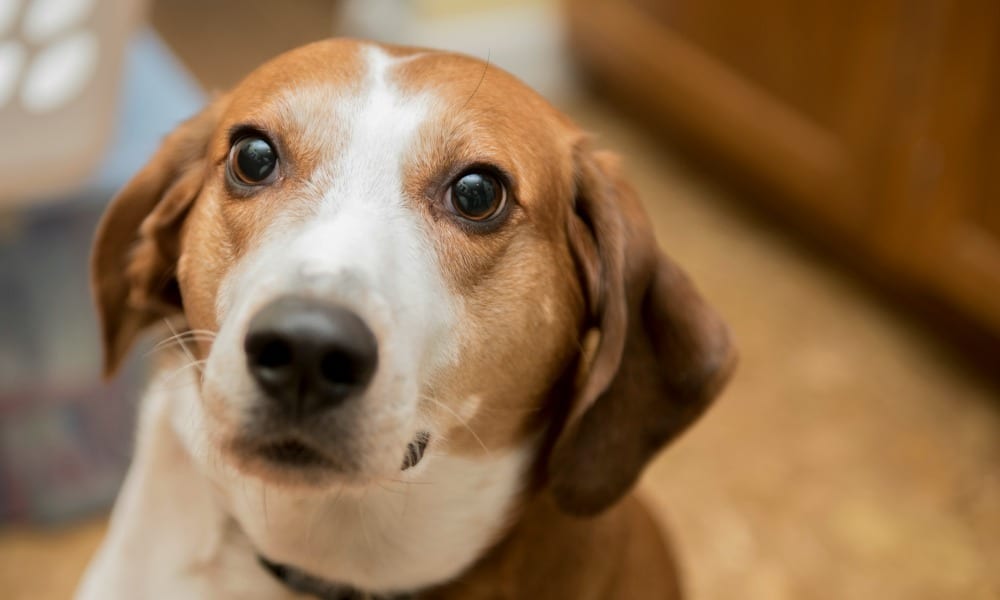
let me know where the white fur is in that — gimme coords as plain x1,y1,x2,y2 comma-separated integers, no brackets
79,365,533,598
76,372,293,600
79,45,534,598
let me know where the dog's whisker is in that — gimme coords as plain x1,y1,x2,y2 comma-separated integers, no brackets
163,319,202,368
146,329,217,357
364,489,390,546
184,328,217,336
419,395,492,457
383,477,434,486
357,490,373,555
471,404,543,416
154,328,217,344
159,359,208,390
146,334,216,354
367,490,410,557
373,481,409,496
261,486,270,532
308,483,347,545
144,338,214,360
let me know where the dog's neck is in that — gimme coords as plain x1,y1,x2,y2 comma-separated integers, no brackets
250,490,676,600
427,492,681,599
256,554,413,600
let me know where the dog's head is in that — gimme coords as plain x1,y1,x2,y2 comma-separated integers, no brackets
93,40,733,519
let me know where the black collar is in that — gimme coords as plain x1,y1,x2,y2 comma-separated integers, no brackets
258,555,416,600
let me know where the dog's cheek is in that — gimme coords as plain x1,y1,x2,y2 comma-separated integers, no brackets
174,219,230,356
176,257,219,342
429,246,584,456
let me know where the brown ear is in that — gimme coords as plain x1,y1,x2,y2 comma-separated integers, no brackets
91,102,223,378
550,143,737,516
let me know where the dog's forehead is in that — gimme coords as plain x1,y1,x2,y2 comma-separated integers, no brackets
217,40,576,179
226,38,565,117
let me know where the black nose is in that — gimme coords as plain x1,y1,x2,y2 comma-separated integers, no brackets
244,297,378,415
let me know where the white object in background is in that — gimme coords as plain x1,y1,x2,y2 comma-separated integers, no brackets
0,0,21,37
0,0,144,207
0,39,25,106
22,0,96,43
21,30,99,113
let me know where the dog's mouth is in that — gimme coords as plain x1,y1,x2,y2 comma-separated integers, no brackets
258,439,332,468
252,431,431,472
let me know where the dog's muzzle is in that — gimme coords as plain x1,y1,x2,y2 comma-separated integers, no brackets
240,296,432,473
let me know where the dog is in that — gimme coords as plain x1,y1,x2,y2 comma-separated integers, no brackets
77,39,735,599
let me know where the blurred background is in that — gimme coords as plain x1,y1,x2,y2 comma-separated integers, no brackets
1,0,998,598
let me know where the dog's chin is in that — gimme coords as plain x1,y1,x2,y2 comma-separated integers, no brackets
225,430,431,489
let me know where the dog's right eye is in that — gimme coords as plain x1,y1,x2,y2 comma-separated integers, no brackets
446,170,506,222
229,136,278,185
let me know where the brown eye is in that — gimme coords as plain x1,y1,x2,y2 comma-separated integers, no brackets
229,136,277,185
447,171,505,221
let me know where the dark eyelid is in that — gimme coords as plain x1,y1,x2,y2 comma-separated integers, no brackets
437,161,517,206
227,123,271,145
222,124,282,195
435,162,516,234
462,163,514,198
216,123,278,165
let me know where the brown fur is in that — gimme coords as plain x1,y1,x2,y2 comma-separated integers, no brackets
427,494,683,600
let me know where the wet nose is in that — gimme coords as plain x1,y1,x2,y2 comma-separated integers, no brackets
244,296,378,415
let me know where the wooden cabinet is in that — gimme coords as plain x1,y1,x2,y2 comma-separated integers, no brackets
877,1,1000,335
567,0,1000,337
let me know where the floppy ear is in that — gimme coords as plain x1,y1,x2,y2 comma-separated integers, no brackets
91,102,223,378
550,143,737,516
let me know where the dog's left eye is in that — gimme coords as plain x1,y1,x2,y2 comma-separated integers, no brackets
446,171,506,222
229,136,278,185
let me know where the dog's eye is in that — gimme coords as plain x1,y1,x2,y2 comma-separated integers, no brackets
229,136,277,185
447,171,506,221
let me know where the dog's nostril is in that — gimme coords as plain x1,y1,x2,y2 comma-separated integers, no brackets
255,338,294,369
319,350,357,385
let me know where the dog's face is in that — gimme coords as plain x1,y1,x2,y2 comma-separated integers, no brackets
191,42,596,486
92,39,733,584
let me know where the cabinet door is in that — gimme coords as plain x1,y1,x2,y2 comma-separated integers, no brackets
877,1,1000,333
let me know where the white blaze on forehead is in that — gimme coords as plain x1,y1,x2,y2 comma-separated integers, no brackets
217,45,448,337
210,43,459,436
326,46,430,199
299,45,455,374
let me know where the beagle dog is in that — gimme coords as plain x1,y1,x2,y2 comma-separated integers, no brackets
78,39,734,600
